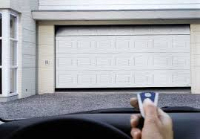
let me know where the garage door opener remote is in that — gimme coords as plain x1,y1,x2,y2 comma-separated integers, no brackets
137,92,159,118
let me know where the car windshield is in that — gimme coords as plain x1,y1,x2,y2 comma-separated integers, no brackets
0,1,200,120
0,89,200,120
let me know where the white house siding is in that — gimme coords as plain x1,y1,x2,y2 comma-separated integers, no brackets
0,0,10,8
10,0,38,98
39,0,200,10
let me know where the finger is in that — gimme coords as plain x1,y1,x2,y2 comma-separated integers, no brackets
130,114,142,128
158,108,169,118
130,128,141,139
158,108,173,126
130,98,139,109
143,98,158,122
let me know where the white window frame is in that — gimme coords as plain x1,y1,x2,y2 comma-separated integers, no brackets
10,12,18,95
0,9,18,97
0,11,2,96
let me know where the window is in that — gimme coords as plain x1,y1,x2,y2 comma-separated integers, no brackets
10,15,17,39
10,69,17,94
10,14,17,94
10,41,17,94
0,10,18,96
0,13,2,94
0,13,2,37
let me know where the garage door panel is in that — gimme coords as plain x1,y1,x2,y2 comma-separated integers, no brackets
56,74,76,87
56,53,190,70
171,71,190,85
172,35,190,50
56,26,190,88
56,70,190,88
56,35,189,54
153,36,172,50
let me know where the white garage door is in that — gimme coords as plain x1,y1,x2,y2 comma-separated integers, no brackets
56,25,190,88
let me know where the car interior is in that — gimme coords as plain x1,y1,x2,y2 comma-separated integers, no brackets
0,106,200,139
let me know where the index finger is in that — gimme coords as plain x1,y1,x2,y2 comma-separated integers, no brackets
130,98,139,109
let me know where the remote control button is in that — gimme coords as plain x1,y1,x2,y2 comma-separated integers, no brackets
145,93,152,97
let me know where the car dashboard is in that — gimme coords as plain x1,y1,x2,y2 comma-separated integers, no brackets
0,112,200,139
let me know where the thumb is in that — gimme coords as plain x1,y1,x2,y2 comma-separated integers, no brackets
143,98,158,121
158,108,173,126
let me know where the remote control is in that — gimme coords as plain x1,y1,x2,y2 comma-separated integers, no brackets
137,92,159,118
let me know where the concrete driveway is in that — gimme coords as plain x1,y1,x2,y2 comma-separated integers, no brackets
0,90,199,120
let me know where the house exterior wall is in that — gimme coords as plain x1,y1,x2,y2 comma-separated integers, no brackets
2,0,200,96
38,25,55,94
0,0,10,8
9,0,38,98
191,24,200,94
39,0,200,10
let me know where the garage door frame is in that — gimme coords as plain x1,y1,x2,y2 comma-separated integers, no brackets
38,21,200,94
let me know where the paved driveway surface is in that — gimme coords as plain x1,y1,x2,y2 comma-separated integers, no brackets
0,92,199,119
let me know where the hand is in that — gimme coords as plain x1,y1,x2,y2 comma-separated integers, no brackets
130,98,173,139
